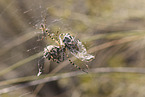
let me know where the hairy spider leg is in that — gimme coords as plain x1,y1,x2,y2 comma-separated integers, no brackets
50,56,60,63
67,54,88,73
37,57,45,76
63,51,65,62
40,24,60,46
58,45,65,62
54,31,59,41
65,49,88,73
59,33,65,46
45,29,59,45
40,24,47,40
37,49,52,76
40,13,48,39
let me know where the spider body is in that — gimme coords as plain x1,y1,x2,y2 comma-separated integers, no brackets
37,44,88,76
37,45,65,76
62,33,79,54
43,45,65,63
60,33,95,62
37,24,94,76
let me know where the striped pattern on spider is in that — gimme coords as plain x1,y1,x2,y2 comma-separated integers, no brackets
37,24,95,76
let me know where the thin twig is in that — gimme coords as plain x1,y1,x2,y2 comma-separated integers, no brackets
0,67,145,94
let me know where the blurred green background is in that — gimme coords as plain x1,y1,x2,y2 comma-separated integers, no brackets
1,0,145,97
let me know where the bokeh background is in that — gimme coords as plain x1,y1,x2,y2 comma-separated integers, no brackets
1,0,145,97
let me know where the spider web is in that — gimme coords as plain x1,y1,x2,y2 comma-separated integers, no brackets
1,0,145,97
0,0,95,96
0,0,69,96
0,0,95,73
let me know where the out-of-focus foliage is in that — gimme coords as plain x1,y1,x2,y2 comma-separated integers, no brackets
1,0,145,97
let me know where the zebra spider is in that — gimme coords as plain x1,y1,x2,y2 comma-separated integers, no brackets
37,24,95,76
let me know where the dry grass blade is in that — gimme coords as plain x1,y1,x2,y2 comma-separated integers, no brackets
0,52,43,76
1,67,145,94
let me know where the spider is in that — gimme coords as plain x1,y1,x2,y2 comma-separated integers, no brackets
37,24,95,76
59,33,95,62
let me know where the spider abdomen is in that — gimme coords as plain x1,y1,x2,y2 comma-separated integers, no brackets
44,45,65,63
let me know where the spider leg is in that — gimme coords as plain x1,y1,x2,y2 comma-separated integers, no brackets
40,24,60,46
55,31,59,41
63,52,65,61
45,30,60,45
54,59,60,63
60,46,65,62
68,57,88,73
39,24,46,40
65,49,88,73
37,57,45,76
59,33,66,46
58,49,65,62
50,55,60,63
